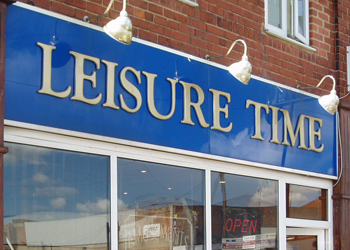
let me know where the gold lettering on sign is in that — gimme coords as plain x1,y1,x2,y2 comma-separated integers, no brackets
36,42,72,98
69,51,102,105
209,89,232,132
36,42,326,153
308,116,324,152
246,100,269,141
180,81,209,128
269,106,281,144
119,67,142,113
246,99,324,152
102,59,120,110
143,71,177,120
280,110,308,150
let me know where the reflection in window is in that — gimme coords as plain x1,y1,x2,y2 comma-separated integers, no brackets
287,184,327,220
268,0,282,28
287,235,317,249
211,172,278,249
298,0,306,36
117,158,205,250
4,143,110,250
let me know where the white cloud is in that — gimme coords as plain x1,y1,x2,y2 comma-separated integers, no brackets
50,197,67,209
118,199,128,210
248,182,278,207
288,185,321,206
35,186,79,197
289,192,308,205
207,128,251,159
33,173,50,183
76,198,110,214
4,143,55,167
231,128,250,147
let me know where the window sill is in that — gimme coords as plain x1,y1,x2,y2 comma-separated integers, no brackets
177,0,198,7
266,29,316,52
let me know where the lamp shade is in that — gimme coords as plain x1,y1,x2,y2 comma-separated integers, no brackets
318,89,339,115
311,75,339,115
227,55,252,85
104,10,132,45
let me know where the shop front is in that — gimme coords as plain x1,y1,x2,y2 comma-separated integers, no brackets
4,3,337,250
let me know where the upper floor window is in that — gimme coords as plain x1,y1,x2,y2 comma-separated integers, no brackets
265,0,309,45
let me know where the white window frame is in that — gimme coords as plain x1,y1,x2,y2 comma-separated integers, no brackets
265,0,310,46
4,120,334,250
284,173,333,249
265,0,288,37
177,0,198,7
293,0,309,45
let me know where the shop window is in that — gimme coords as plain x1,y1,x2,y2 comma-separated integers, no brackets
286,184,327,221
3,128,334,250
211,172,278,249
4,142,110,250
117,158,205,250
265,0,309,45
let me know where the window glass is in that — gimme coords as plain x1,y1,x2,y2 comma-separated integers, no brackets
287,235,317,249
287,184,327,220
268,0,282,28
287,0,293,35
211,172,278,249
117,158,205,250
297,0,306,36
4,142,110,250
286,228,325,250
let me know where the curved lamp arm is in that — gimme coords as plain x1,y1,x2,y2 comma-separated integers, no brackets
297,75,339,115
84,0,125,22
205,39,248,60
316,75,336,92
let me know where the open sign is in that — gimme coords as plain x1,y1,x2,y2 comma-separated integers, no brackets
224,208,261,238
226,218,258,233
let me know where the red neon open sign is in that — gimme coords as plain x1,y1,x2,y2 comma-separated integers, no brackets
226,218,258,233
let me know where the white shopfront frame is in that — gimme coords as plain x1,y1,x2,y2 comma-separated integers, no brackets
4,120,334,250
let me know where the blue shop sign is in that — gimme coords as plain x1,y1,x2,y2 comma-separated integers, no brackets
5,4,337,177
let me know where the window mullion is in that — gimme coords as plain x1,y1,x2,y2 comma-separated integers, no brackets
293,0,309,45
281,0,288,34
111,154,118,250
205,168,212,250
327,186,333,250
278,178,287,249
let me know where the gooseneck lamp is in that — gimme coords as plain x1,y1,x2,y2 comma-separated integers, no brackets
297,75,339,115
205,39,252,85
316,75,339,115
84,0,133,45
